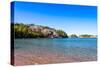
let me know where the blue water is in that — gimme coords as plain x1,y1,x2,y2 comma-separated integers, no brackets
14,38,97,59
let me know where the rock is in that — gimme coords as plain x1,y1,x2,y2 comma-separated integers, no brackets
28,25,67,38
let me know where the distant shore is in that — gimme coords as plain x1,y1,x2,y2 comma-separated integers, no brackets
12,23,97,39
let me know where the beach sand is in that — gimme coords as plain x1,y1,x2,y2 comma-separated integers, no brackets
14,49,97,66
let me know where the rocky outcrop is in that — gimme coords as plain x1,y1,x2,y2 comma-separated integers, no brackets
13,23,68,38
29,25,60,38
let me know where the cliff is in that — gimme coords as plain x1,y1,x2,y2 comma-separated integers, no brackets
13,23,68,38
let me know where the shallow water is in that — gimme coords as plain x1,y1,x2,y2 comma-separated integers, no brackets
14,38,97,65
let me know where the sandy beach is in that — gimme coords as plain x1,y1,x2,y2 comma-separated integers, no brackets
14,49,96,66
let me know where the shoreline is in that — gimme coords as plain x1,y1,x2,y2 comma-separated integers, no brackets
14,38,97,39
14,50,97,66
13,38,97,66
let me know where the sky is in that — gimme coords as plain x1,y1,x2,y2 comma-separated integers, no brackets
11,1,97,35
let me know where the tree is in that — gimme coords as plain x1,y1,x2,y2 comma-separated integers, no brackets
13,23,69,38
56,30,68,38
14,23,29,38
70,34,78,38
79,34,92,38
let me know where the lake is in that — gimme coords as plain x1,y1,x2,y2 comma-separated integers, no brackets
14,38,97,65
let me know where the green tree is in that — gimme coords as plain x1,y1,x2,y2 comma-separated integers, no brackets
13,23,68,38
14,23,29,38
70,34,78,38
79,34,92,38
56,30,68,38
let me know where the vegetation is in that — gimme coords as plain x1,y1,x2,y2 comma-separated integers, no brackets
79,34,96,38
12,23,96,38
70,34,78,38
12,23,68,38
56,30,68,38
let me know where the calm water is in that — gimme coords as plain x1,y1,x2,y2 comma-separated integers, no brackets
14,38,97,58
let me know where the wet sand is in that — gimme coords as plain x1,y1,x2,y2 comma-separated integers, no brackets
14,50,97,66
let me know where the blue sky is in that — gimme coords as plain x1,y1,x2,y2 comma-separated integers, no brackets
12,1,97,35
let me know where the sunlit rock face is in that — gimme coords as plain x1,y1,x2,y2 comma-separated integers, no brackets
29,26,43,32
29,25,61,38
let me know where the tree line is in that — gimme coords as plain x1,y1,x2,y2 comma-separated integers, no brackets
12,23,68,38
11,23,96,38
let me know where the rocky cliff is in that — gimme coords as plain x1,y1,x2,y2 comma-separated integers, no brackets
13,23,68,38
